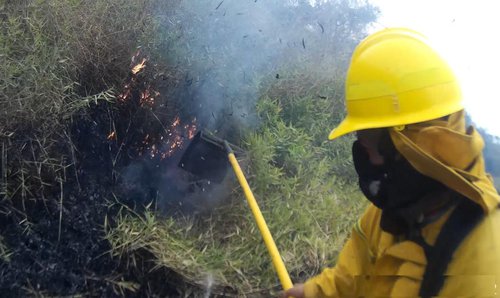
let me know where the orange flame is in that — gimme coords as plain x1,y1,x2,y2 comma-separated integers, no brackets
139,87,156,107
145,117,198,160
132,58,147,75
172,116,181,127
107,131,116,140
187,118,197,139
117,89,131,102
135,114,198,160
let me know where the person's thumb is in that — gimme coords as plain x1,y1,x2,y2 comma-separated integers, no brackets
280,283,305,298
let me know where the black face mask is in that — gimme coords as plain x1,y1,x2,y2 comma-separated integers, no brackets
352,131,449,236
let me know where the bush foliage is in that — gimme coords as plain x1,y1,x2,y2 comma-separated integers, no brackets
0,0,172,294
107,72,367,295
34,0,371,295
0,0,163,202
8,0,499,296
0,0,500,297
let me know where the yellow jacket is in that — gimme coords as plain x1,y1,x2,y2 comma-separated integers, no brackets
305,111,500,297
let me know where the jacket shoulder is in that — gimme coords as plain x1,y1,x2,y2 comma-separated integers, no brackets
439,208,500,297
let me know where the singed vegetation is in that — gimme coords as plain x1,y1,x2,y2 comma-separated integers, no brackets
106,74,367,295
2,0,498,296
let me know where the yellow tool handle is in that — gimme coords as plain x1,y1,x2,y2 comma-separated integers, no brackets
227,151,293,290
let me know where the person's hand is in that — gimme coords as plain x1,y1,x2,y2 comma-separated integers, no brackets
279,283,305,298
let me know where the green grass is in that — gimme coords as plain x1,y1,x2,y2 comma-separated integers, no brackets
1,1,367,295
106,73,367,296
0,0,160,202
107,187,365,295
4,1,496,296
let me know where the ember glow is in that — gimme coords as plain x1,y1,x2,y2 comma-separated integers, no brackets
107,131,116,141
117,51,158,107
115,51,198,162
139,117,197,160
117,86,132,102
140,87,158,107
131,58,147,75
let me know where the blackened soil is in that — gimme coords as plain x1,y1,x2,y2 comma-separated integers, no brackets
0,177,183,297
0,179,123,297
0,122,183,296
0,65,198,296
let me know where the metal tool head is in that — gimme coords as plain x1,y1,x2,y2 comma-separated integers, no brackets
178,131,231,183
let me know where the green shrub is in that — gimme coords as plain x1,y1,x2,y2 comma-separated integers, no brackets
0,0,159,202
107,72,367,295
0,0,371,294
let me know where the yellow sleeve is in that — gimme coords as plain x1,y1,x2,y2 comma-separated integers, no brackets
303,205,378,298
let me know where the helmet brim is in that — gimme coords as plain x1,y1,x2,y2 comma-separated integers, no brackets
328,115,400,140
328,117,364,140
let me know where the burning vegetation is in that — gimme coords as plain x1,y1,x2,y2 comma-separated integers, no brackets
0,0,397,296
0,0,187,296
0,0,366,295
3,0,500,297
137,116,197,160
113,50,198,162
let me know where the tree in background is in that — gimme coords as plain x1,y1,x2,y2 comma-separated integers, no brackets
154,0,379,135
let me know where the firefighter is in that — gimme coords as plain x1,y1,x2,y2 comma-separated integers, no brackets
281,28,500,298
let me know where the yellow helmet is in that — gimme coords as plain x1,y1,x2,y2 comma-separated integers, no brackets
328,28,463,140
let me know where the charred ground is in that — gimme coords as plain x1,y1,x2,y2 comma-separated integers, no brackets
0,1,191,295
0,59,201,296
6,1,499,297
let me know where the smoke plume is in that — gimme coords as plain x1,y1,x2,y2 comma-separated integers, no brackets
119,0,378,214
